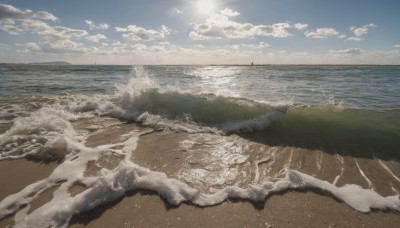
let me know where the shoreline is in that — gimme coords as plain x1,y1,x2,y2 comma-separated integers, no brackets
1,158,398,228
68,188,400,228
1,158,399,227
1,63,400,67
1,119,400,227
0,159,59,227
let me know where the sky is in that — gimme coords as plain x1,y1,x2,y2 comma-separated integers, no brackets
0,0,400,65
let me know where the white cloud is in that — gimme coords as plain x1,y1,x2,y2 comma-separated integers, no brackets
0,3,58,23
347,24,377,41
0,4,88,43
190,8,296,40
347,37,363,41
304,28,339,38
17,42,41,51
20,40,95,54
0,3,97,56
330,48,364,55
0,43,9,49
232,42,271,50
259,42,270,48
86,34,107,42
0,24,24,34
172,8,182,14
220,8,240,17
294,23,308,30
394,44,400,48
85,20,109,30
39,40,89,53
115,24,171,41
18,19,88,41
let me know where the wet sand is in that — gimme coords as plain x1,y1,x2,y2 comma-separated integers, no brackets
0,159,59,227
1,121,400,227
69,190,400,228
1,159,399,228
70,125,400,227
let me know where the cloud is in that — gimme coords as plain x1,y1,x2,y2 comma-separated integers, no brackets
39,40,89,53
190,8,298,40
0,43,9,49
0,3,58,23
0,24,24,34
220,8,240,17
394,44,400,48
19,40,95,54
115,24,171,41
172,8,182,14
0,3,88,42
259,42,270,48
85,20,109,30
232,42,270,50
86,34,107,42
294,23,308,30
17,19,88,41
0,3,99,56
330,48,364,55
304,28,339,38
347,24,377,41
16,42,41,51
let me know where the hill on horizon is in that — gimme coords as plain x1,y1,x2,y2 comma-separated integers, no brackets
29,61,72,65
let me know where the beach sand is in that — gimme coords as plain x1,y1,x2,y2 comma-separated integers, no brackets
1,159,399,228
1,120,399,227
68,190,400,228
0,160,59,227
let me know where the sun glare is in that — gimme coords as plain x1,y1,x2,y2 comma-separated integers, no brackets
197,0,215,14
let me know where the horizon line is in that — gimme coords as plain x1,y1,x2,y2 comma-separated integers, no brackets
1,62,400,66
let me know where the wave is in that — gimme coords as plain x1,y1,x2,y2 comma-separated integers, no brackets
0,121,399,227
241,105,400,160
73,66,400,146
5,65,397,142
69,66,287,133
1,66,400,227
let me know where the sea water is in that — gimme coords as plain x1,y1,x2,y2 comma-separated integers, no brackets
0,64,399,227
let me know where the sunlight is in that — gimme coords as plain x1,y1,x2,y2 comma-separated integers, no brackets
197,0,215,14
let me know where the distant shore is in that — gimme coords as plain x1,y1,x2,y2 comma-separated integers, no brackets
1,62,400,67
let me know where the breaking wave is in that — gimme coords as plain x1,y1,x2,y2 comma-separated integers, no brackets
1,65,399,227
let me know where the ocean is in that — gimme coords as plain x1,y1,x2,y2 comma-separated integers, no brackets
0,64,400,227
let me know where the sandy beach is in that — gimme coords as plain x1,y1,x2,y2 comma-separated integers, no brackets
2,119,399,227
1,155,399,227
1,64,400,227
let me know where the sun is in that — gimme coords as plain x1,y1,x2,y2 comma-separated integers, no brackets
197,0,215,14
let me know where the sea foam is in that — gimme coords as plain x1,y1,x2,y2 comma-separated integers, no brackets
1,66,400,227
1,106,399,227
62,66,287,133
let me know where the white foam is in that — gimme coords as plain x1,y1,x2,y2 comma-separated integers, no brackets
288,170,400,213
378,160,400,183
1,120,399,227
316,150,323,170
136,112,220,134
177,134,249,190
354,159,374,189
0,106,84,160
333,154,345,186
220,110,285,133
4,121,400,223
1,66,400,227
254,158,271,184
59,66,287,134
